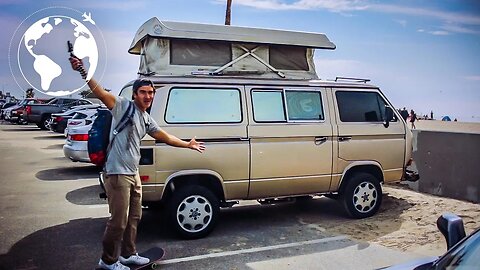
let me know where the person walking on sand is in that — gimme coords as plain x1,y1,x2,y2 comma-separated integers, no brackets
70,57,205,270
400,107,409,122
410,109,417,129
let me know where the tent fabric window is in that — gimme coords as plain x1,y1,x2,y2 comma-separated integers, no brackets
269,45,308,71
170,39,232,66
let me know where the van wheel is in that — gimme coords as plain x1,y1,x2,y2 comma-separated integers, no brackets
341,172,382,219
168,185,219,239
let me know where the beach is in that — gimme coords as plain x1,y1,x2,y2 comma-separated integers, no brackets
412,119,480,134
325,184,480,257
333,120,480,257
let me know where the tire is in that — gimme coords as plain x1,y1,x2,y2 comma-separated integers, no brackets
341,172,382,219
168,185,219,239
39,115,52,130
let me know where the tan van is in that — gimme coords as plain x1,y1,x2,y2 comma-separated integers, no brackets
108,18,414,239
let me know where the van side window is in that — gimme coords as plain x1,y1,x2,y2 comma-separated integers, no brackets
252,91,286,122
285,91,324,121
166,88,242,123
336,91,389,122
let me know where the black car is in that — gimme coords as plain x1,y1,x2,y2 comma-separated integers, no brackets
381,213,479,270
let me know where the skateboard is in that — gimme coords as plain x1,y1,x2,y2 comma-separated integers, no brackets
96,247,165,270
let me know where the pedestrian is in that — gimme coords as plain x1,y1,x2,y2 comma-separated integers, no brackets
430,110,434,120
410,109,417,129
70,56,205,270
400,107,409,122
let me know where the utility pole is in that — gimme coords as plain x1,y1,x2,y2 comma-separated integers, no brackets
225,0,232,25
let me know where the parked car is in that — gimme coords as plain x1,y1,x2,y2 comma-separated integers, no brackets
64,108,99,137
50,104,102,134
23,97,92,130
63,121,94,163
4,98,47,124
98,18,418,239
0,102,18,120
381,213,479,270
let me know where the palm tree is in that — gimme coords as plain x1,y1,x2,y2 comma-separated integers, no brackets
25,88,35,98
225,0,232,25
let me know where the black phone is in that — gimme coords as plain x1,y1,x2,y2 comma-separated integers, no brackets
67,40,74,54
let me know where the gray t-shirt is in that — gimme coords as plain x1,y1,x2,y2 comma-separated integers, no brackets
105,96,161,175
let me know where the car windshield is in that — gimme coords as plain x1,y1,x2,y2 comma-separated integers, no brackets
436,229,480,269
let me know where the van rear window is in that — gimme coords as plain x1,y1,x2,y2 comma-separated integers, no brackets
166,88,242,123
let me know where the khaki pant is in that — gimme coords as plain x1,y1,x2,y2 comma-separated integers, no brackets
101,173,142,264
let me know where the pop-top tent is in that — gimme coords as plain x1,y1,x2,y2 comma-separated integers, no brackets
129,17,336,80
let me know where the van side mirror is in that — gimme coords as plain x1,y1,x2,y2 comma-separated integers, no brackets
437,213,466,250
384,106,393,128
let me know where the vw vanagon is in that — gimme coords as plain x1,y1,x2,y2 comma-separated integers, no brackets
105,18,414,239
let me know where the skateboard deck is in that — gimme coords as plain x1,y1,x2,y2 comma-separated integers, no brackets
95,247,165,270
129,247,165,270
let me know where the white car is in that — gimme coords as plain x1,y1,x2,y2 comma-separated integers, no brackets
63,109,98,163
64,108,98,137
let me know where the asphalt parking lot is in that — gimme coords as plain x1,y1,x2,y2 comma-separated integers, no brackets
0,123,423,270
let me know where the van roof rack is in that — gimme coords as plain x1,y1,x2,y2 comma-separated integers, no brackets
335,77,370,83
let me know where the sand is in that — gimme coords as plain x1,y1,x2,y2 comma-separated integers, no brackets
323,120,480,257
323,184,480,257
411,119,480,134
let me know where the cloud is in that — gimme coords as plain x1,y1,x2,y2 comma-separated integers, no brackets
60,0,149,11
369,3,480,26
429,30,449,36
464,75,480,81
441,23,480,35
214,0,369,12
223,0,480,35
394,19,407,27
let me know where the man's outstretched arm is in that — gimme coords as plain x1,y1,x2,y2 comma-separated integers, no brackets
69,57,116,109
152,129,205,153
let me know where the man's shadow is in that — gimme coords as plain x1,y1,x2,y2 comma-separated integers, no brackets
0,218,106,270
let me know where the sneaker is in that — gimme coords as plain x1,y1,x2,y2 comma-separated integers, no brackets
97,259,130,270
119,253,150,265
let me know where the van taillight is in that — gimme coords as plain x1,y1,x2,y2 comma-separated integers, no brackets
71,134,89,141
140,175,150,182
26,106,31,115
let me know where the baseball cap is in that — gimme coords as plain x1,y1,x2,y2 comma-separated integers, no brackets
132,78,155,92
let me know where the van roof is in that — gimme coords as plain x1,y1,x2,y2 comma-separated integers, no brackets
129,76,377,89
129,17,336,54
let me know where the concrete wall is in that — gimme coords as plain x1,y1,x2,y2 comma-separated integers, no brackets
411,130,480,203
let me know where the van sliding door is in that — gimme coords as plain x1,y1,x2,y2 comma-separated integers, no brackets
246,86,333,199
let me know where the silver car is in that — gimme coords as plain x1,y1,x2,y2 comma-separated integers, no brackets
63,109,98,163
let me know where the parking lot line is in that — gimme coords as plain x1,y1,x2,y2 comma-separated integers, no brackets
159,235,349,265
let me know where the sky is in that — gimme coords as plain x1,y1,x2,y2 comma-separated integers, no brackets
1,0,479,121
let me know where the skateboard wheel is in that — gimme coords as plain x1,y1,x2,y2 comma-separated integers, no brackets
151,263,157,269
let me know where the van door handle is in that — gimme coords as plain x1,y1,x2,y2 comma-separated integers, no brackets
315,136,327,145
339,136,352,142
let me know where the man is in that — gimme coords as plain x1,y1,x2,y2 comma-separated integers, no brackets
70,57,205,270
400,107,409,122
